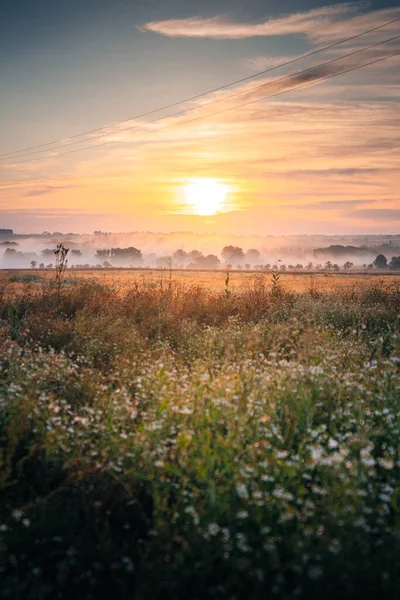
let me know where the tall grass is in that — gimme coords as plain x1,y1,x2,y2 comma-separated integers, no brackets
0,276,399,599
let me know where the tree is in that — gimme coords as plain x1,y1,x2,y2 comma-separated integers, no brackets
4,248,17,258
389,256,400,270
374,254,388,269
95,249,110,260
244,249,261,264
221,245,244,264
194,254,220,269
39,263,45,269
343,261,353,270
156,256,172,268
97,247,143,265
30,260,37,269
325,261,333,271
333,264,340,272
172,249,188,265
187,250,203,261
71,249,83,257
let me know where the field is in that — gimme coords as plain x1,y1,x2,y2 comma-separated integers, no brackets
0,272,399,599
1,267,400,292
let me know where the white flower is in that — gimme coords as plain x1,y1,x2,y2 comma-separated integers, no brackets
236,510,249,519
236,482,249,499
378,458,394,470
276,451,289,459
207,523,219,536
310,446,324,464
11,509,24,521
272,488,294,501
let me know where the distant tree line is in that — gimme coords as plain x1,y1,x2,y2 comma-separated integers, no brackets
3,241,400,272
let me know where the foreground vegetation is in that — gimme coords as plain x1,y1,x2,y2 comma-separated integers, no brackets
0,274,399,599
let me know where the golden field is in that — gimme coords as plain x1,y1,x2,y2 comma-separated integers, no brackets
1,267,399,293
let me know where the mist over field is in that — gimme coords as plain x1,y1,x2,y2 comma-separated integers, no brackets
1,230,400,270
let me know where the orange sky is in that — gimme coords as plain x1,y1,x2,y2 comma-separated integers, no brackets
0,2,399,234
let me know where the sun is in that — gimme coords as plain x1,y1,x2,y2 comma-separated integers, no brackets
183,178,229,216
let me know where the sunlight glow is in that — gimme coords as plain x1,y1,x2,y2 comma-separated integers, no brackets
183,178,229,216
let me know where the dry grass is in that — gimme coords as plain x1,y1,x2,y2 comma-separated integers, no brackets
1,267,399,293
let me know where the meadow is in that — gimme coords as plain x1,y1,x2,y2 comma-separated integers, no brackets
0,271,399,599
1,267,400,292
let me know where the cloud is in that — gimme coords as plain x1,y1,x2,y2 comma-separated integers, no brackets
279,200,376,210
139,4,400,49
243,55,303,72
346,208,400,220
25,185,77,197
139,3,360,39
1,208,89,215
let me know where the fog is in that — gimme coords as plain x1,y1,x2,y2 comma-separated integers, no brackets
1,230,399,271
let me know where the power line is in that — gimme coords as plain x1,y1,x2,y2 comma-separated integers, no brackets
1,33,400,164
4,48,399,166
1,14,399,159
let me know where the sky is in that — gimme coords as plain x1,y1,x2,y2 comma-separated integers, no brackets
0,0,399,235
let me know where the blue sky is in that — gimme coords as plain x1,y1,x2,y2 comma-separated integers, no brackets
1,0,397,147
0,1,399,234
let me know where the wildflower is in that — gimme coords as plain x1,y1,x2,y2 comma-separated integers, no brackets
276,450,289,459
236,482,249,499
378,458,395,470
272,488,294,501
310,446,324,464
73,416,88,426
206,523,219,536
11,509,24,521
184,506,199,525
236,510,249,519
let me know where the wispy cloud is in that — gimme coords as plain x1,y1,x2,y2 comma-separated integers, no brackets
139,4,400,47
243,55,301,72
139,3,360,39
278,199,376,210
346,208,400,220
25,185,77,197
